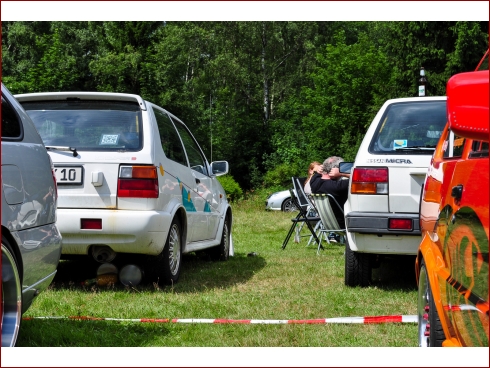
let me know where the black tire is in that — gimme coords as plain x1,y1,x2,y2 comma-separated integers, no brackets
417,260,445,347
344,238,372,287
148,217,182,285
209,217,231,261
2,235,22,347
281,198,295,212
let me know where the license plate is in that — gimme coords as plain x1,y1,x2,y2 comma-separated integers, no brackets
54,166,83,184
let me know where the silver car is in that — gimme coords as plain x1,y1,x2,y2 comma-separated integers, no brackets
265,189,296,212
1,83,62,347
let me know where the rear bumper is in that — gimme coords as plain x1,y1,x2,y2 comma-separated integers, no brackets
56,208,172,256
346,211,420,235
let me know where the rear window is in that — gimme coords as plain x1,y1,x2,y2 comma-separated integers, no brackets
369,100,447,155
1,94,23,140
21,100,143,152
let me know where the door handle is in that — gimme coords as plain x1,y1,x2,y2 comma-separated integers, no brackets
451,184,463,202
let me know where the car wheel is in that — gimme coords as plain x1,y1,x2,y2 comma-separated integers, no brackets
148,217,182,285
208,216,231,261
417,260,445,347
281,198,295,212
2,236,22,347
344,239,371,287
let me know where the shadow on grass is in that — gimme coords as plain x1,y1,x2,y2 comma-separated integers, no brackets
371,255,417,291
17,318,170,347
50,251,267,293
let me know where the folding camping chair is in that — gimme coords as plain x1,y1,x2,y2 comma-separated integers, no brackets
291,177,328,247
282,184,322,250
309,193,347,255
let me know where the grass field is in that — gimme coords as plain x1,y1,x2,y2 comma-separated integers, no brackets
9,190,441,364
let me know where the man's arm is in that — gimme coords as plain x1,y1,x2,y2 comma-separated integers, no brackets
328,167,350,179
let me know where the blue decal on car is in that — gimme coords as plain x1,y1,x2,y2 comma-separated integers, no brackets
178,179,196,212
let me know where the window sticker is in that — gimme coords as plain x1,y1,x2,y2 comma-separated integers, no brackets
99,134,120,145
393,140,407,149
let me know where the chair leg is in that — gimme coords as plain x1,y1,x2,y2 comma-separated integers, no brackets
282,209,306,249
298,222,305,233
304,220,322,250
307,221,322,247
317,231,332,255
321,231,329,243
317,234,325,255
282,222,297,249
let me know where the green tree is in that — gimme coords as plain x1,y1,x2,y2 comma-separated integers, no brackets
370,21,489,97
88,21,161,94
2,21,98,93
2,21,487,190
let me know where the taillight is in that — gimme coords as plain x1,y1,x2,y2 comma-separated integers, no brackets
351,167,388,194
117,165,159,198
422,175,442,203
388,218,413,230
81,218,102,230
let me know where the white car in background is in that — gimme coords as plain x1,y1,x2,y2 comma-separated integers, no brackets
343,96,447,287
266,189,296,212
15,91,232,285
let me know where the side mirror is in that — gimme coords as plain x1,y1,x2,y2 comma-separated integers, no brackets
339,162,353,174
211,161,229,176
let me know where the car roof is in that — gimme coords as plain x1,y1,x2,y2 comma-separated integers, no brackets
14,91,147,111
383,96,447,104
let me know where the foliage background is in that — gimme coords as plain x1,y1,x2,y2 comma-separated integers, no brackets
2,21,488,191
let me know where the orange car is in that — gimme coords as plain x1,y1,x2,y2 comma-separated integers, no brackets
415,52,489,347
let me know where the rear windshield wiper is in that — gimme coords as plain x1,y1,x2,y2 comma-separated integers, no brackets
394,146,435,152
45,146,78,157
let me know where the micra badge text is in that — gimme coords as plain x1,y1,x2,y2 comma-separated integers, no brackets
367,158,413,164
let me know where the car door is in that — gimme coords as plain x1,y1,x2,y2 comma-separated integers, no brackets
152,107,211,243
440,138,489,346
170,114,220,241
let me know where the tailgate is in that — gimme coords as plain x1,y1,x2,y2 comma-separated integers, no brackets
54,159,120,209
388,166,428,213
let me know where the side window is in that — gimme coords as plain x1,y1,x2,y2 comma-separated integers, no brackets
153,108,187,166
469,140,489,158
442,130,466,158
172,118,209,176
1,95,22,139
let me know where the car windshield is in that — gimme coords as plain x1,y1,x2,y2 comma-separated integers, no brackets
369,100,447,154
21,100,143,152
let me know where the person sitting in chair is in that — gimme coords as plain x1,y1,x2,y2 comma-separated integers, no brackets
304,161,322,195
310,156,350,228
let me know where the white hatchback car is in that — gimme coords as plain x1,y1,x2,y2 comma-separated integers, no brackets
343,96,447,287
15,92,232,285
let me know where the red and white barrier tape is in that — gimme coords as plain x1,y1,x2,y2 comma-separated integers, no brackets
23,314,417,324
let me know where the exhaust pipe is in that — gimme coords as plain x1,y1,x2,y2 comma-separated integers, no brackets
91,245,116,263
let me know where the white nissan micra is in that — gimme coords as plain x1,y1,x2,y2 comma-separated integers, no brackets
343,96,447,287
15,92,233,285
